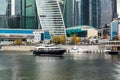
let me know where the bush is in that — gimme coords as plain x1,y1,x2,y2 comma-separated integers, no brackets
14,39,22,45
70,34,81,44
52,35,66,44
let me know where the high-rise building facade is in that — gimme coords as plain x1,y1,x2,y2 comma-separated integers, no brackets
64,0,117,29
35,0,66,36
64,0,74,28
100,0,113,27
22,0,38,29
58,0,66,14
0,0,117,36
112,0,118,19
3,0,66,36
0,0,7,28
5,0,23,28
0,15,7,28
15,0,22,15
64,0,100,28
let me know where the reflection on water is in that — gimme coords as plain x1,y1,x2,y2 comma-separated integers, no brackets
0,52,120,80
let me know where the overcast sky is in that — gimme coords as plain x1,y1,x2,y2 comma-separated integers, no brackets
117,0,120,17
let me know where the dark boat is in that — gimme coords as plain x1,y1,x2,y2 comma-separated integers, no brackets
33,44,66,56
102,41,120,55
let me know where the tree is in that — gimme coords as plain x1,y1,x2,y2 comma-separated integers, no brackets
58,35,66,44
52,36,57,44
14,39,22,45
75,37,81,44
70,34,76,44
52,35,66,44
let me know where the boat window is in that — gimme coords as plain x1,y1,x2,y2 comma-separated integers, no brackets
38,48,44,50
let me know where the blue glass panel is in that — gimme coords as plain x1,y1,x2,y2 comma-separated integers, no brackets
111,22,118,37
0,29,34,34
44,31,51,40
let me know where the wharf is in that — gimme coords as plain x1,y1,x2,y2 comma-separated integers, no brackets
0,45,104,53
1,45,35,51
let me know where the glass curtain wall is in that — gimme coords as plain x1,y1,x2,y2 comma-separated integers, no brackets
111,0,117,19
64,0,74,28
81,0,89,26
58,0,66,14
35,0,66,36
64,0,98,28
91,0,100,28
0,15,7,28
6,0,11,28
100,0,112,27
22,0,38,29
7,0,22,29
0,0,8,28
15,0,22,15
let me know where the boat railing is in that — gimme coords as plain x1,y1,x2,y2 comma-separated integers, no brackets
100,41,120,46
99,41,120,51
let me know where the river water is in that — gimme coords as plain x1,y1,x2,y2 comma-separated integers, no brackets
0,51,120,80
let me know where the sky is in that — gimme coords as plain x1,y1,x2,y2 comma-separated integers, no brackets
117,0,120,17
0,0,120,16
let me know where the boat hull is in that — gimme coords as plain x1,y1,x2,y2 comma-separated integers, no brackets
108,51,119,55
33,50,66,56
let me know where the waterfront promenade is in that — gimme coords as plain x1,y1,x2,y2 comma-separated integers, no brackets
1,45,100,52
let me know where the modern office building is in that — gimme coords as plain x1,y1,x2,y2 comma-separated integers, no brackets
5,0,23,28
35,0,66,36
100,0,113,27
112,0,118,19
0,0,118,39
22,0,38,29
64,0,101,28
63,0,74,28
64,0,117,29
66,25,98,38
58,0,66,14
110,20,119,40
0,15,7,28
3,0,66,36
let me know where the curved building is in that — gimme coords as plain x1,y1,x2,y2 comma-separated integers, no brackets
35,0,66,36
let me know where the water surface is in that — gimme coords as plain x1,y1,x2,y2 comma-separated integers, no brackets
0,51,120,80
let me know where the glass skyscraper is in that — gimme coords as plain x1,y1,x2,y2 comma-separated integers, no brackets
100,0,113,27
64,0,74,28
0,0,7,28
0,15,7,28
0,0,117,35
5,0,23,28
22,0,38,29
15,0,22,15
35,0,66,36
63,0,116,29
112,0,118,19
3,0,66,36
64,0,100,28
